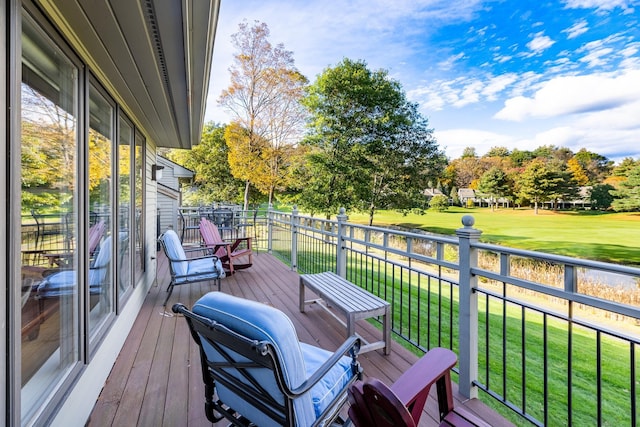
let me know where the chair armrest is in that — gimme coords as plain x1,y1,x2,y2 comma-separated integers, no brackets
164,249,220,264
390,347,457,421
285,335,362,398
228,237,251,251
200,242,232,251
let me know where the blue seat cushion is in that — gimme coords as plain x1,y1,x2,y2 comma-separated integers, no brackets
192,292,315,426
300,342,355,418
174,257,225,283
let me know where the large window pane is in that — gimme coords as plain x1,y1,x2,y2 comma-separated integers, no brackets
20,14,79,423
118,116,133,298
134,130,145,284
88,82,114,338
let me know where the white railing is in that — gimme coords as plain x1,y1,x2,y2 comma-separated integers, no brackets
263,206,640,426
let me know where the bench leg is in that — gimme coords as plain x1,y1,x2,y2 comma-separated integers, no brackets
299,279,305,313
383,308,391,355
347,313,355,338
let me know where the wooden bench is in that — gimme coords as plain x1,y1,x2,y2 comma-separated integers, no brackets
299,271,391,354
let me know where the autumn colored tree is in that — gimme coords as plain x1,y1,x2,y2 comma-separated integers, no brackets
567,157,589,186
218,20,307,208
21,87,77,210
572,148,612,184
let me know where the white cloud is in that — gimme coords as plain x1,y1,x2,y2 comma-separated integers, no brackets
438,52,466,71
482,74,519,100
563,20,589,39
563,0,637,13
579,47,615,67
494,69,640,121
526,32,556,55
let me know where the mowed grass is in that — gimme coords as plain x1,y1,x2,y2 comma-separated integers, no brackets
347,207,640,266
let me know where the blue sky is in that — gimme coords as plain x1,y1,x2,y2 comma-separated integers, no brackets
205,0,640,164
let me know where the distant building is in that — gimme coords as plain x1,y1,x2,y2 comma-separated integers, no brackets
157,156,194,234
423,188,444,199
458,188,476,206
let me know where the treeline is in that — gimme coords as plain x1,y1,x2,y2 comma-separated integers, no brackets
439,145,640,212
165,21,640,220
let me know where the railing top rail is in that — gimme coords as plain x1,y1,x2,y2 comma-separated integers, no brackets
473,241,640,276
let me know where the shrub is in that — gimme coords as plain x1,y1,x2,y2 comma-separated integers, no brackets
429,195,449,212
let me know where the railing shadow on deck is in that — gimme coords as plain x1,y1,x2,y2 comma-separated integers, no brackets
88,247,512,427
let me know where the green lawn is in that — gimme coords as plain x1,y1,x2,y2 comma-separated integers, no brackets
347,207,640,266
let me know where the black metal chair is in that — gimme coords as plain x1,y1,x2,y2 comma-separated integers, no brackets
31,209,65,250
158,229,225,306
172,292,362,427
178,208,201,243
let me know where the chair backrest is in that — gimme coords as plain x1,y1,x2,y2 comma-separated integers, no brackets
199,217,226,258
159,229,188,276
88,234,116,289
348,378,416,427
88,220,106,255
189,291,315,427
213,208,234,228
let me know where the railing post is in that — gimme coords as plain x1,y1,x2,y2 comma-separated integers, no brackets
291,205,298,272
267,203,273,253
336,207,348,278
456,215,482,399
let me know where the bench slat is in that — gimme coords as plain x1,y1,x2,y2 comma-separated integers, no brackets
300,272,391,355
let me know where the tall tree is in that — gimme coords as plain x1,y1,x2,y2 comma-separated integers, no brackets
610,165,640,211
477,167,510,210
517,160,557,214
589,184,615,210
218,20,307,208
572,148,613,184
301,58,444,223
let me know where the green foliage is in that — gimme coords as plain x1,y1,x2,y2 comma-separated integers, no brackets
429,194,449,211
517,159,579,212
610,165,640,211
477,167,510,208
572,148,613,183
449,186,460,206
588,184,615,210
165,123,246,205
300,58,445,223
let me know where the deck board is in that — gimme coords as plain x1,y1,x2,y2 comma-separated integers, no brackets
87,249,513,427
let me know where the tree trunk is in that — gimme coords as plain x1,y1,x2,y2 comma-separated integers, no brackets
534,200,539,215
243,180,250,211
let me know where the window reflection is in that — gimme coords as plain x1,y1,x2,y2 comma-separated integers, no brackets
88,82,114,338
134,130,145,284
20,14,79,422
118,116,133,297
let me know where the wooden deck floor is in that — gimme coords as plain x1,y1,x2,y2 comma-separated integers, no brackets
87,249,513,427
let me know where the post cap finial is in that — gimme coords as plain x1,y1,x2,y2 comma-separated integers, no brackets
461,215,475,227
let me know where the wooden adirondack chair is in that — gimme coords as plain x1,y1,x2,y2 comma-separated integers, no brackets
199,217,252,275
347,348,490,427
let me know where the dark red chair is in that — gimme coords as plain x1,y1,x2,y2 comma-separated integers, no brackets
347,347,490,427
